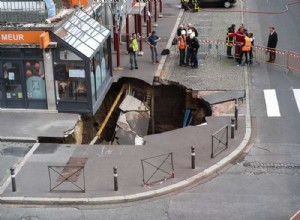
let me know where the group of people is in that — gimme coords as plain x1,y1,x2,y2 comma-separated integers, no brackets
128,31,161,70
226,24,278,66
176,23,200,69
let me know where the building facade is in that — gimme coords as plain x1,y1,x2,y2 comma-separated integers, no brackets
0,0,112,115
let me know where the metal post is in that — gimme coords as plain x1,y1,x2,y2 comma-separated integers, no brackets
116,32,121,68
134,15,138,34
138,14,143,52
211,135,214,158
159,0,162,14
113,166,118,191
126,16,130,51
235,99,238,130
154,0,157,23
231,118,235,139
144,6,147,22
10,167,16,192
113,18,117,51
191,146,195,169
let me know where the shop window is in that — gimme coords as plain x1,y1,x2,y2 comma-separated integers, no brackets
23,49,43,58
2,61,23,99
0,49,21,58
54,63,87,102
24,61,46,99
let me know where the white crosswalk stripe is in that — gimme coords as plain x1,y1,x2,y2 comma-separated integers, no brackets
264,89,281,117
293,89,300,114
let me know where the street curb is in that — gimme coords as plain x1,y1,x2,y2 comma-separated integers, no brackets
154,9,184,83
0,3,251,205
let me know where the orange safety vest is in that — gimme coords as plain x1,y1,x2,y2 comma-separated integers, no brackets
178,35,186,49
242,36,251,51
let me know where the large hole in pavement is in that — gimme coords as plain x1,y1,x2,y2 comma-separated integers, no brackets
79,78,212,144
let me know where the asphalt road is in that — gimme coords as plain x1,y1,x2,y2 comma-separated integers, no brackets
1,0,300,219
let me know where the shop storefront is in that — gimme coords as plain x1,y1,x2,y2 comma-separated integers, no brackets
0,9,112,115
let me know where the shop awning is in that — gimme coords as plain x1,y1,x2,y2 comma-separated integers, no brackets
54,9,110,58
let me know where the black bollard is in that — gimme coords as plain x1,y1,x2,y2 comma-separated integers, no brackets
231,118,235,139
235,99,238,130
191,146,195,169
113,166,118,191
10,167,16,192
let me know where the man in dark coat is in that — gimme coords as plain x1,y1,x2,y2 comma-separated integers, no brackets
226,24,236,59
267,26,278,62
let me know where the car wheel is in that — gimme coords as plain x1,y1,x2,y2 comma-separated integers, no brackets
224,1,231,8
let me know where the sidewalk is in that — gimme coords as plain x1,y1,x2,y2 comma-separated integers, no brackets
0,1,251,205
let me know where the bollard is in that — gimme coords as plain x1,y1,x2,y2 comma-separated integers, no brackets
10,167,16,192
113,166,118,191
191,146,195,169
235,99,238,130
231,118,235,139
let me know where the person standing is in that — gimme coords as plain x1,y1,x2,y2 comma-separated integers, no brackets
228,27,245,63
177,24,186,37
178,30,187,66
239,32,251,66
187,23,198,37
267,26,278,62
185,29,193,66
128,33,140,70
190,32,199,69
226,24,235,59
248,32,255,64
147,31,161,64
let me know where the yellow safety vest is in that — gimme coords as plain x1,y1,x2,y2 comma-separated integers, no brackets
129,38,139,52
242,36,251,51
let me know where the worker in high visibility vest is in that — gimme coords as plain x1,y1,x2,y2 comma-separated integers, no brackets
178,30,187,66
226,24,235,59
239,32,251,66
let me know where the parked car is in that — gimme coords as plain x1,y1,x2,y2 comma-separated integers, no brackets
198,0,237,8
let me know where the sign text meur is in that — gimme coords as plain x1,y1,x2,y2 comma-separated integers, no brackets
0,31,44,44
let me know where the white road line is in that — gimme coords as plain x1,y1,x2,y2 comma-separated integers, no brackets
264,89,281,117
293,89,300,113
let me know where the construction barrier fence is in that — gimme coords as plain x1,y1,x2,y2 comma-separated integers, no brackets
196,39,300,73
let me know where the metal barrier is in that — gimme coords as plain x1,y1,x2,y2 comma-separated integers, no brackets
211,124,229,158
197,39,300,73
48,165,86,192
141,153,174,187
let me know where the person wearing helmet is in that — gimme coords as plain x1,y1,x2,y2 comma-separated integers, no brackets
185,29,193,66
190,32,199,69
178,30,187,66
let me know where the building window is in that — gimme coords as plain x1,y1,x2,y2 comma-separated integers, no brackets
54,63,87,102
24,61,46,99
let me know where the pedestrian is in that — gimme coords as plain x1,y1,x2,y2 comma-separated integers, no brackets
128,33,140,70
238,32,251,66
267,26,278,62
187,23,198,37
186,29,193,66
178,30,187,66
147,31,161,64
189,32,199,69
177,24,186,37
228,27,245,63
249,32,255,64
226,24,235,59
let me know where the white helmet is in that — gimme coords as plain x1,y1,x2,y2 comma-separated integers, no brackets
181,30,186,35
190,32,195,39
187,29,193,35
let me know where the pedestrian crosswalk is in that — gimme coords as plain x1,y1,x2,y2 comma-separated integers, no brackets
263,89,300,117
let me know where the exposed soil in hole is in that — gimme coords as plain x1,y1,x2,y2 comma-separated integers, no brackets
80,79,213,144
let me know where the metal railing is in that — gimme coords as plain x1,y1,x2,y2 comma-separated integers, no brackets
197,39,300,74
211,124,229,158
0,0,63,23
141,153,174,187
48,165,86,192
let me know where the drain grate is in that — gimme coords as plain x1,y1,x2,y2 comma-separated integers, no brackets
243,161,300,169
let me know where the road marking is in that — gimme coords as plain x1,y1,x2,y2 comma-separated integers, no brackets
293,89,300,113
264,89,281,117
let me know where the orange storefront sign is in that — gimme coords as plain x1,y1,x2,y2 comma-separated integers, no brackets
0,31,45,44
